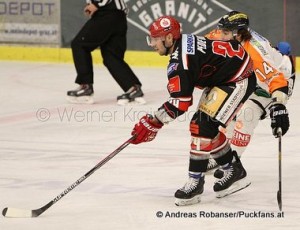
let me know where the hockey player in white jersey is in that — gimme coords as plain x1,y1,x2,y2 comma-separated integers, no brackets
206,11,293,176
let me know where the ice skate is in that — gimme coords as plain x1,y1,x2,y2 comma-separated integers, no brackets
214,160,250,198
213,168,224,179
117,85,146,105
206,157,219,174
174,175,204,206
66,84,94,104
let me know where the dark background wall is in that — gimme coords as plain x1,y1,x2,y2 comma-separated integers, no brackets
286,0,300,55
61,0,300,55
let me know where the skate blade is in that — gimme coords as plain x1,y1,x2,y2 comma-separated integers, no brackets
66,96,94,104
215,178,251,198
117,97,146,106
175,194,201,206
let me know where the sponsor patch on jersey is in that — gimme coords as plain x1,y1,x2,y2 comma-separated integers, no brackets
251,39,268,56
231,130,251,147
199,87,228,117
183,34,195,55
168,75,181,93
167,63,179,76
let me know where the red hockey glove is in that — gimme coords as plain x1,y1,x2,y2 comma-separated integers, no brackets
131,115,163,145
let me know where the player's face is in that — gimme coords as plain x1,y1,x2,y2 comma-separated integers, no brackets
146,36,168,56
220,29,234,40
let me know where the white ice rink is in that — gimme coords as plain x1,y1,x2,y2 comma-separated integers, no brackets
0,61,299,230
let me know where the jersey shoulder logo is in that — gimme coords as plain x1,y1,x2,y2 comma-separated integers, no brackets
167,63,179,76
182,34,195,55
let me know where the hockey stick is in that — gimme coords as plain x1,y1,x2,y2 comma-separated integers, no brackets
2,136,135,218
277,129,282,211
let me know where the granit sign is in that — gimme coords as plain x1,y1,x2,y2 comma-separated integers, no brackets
126,0,233,35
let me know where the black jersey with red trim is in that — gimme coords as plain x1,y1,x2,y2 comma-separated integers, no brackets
159,34,253,120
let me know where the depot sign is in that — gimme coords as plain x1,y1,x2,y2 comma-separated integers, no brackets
0,0,60,45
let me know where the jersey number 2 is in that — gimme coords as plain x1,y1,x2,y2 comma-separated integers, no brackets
212,41,245,60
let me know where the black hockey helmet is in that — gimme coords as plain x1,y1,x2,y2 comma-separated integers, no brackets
218,11,249,31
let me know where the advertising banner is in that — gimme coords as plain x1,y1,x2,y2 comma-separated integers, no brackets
125,0,233,50
0,0,60,45
126,0,231,35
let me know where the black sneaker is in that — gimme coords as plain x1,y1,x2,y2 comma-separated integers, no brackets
117,85,146,105
67,84,94,104
213,161,250,198
174,176,205,206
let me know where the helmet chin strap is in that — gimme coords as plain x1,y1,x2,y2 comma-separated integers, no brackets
232,29,238,38
162,40,174,56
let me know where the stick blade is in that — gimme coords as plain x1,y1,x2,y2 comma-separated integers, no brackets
2,207,33,218
277,190,282,211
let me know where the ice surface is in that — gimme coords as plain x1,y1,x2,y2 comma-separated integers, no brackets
0,61,299,230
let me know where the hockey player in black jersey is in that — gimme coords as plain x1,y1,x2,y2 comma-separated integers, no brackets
67,0,145,105
131,16,257,206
